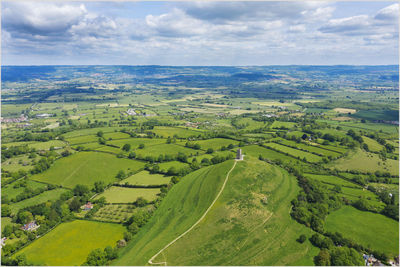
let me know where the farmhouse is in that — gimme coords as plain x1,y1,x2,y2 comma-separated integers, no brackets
21,221,40,231
82,202,94,211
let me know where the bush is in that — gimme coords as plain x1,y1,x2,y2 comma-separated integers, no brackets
297,234,307,243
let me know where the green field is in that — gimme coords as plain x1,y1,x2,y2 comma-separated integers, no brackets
92,204,138,223
362,136,384,152
279,140,341,157
9,188,69,214
113,159,318,265
31,152,145,188
270,121,297,129
151,126,204,138
135,143,198,158
305,174,360,189
94,186,160,203
120,171,171,186
1,217,13,231
28,140,66,150
265,142,322,163
329,149,399,176
195,138,239,150
3,180,48,199
108,138,166,149
15,220,125,266
158,161,190,173
325,206,399,257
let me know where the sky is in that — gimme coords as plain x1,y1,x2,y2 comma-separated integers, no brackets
1,1,399,66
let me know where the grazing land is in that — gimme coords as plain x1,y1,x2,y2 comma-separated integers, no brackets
94,187,160,203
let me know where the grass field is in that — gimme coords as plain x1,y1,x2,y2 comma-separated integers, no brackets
362,136,383,152
329,149,399,176
325,206,399,257
31,152,145,188
195,138,239,150
279,140,341,157
135,143,198,158
2,154,36,172
3,179,48,199
9,188,69,214
94,186,160,203
265,142,322,163
158,161,190,173
305,174,361,188
15,220,125,266
28,140,66,150
270,121,296,129
113,159,318,265
108,138,165,149
120,171,171,186
152,126,204,138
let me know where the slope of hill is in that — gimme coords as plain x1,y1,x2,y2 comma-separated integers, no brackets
114,157,318,265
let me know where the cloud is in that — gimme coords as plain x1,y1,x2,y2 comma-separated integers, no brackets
2,2,86,36
374,3,399,23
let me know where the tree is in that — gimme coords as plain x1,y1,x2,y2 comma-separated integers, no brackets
1,204,11,217
84,248,108,266
128,222,139,234
122,144,131,152
97,131,104,138
138,144,145,149
329,247,364,266
297,234,307,243
73,184,90,196
104,246,117,260
206,148,214,154
69,197,82,212
123,231,132,242
17,211,33,224
116,170,126,180
2,225,13,237
94,181,105,193
314,249,331,266
128,152,136,159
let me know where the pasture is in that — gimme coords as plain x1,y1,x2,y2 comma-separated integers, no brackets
329,149,399,176
325,206,399,257
9,188,69,214
362,136,383,152
3,179,48,199
158,161,190,173
15,220,124,266
31,152,145,188
265,142,322,163
135,143,198,158
305,174,360,188
120,171,171,186
28,140,66,150
94,186,160,203
195,138,239,150
151,126,204,138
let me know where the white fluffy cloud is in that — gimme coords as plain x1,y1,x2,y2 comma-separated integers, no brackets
1,1,398,65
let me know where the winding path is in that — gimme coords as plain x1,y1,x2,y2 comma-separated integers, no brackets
148,160,239,266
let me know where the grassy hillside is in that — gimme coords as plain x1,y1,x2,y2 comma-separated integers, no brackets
112,160,234,265
113,158,318,265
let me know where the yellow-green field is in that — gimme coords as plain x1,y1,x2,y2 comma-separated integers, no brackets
120,171,171,186
94,186,160,203
15,220,124,266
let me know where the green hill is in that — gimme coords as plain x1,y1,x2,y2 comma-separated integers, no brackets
113,157,318,265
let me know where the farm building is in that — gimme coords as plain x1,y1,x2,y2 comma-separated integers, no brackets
21,221,40,231
82,202,94,211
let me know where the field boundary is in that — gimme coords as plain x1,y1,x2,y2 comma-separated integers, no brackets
148,160,238,266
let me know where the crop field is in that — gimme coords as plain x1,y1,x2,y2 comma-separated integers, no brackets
31,152,145,188
9,188,69,214
114,158,318,266
325,206,398,257
329,149,399,176
92,204,137,223
3,179,48,199
135,143,198,158
15,220,125,266
94,186,160,203
195,138,239,150
304,174,360,188
265,142,322,163
120,171,171,186
151,126,205,138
